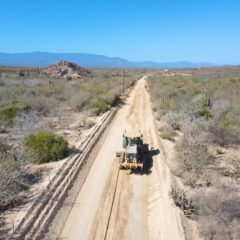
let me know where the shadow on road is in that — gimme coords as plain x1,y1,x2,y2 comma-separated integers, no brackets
68,146,80,155
130,144,160,175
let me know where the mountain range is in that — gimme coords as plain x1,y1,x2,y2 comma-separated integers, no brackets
0,52,216,68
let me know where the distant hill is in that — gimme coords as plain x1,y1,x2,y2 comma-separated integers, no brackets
0,52,216,69
42,60,90,78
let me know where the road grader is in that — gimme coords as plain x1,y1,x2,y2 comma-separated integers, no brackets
116,131,147,172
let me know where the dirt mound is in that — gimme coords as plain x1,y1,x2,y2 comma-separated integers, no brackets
42,61,90,78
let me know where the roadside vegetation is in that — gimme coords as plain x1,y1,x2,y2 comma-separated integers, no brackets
25,131,68,164
148,68,240,240
0,65,142,218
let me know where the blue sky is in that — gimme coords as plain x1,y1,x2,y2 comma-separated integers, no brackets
1,0,240,64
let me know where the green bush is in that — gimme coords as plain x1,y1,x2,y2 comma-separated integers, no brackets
25,131,68,164
194,89,201,95
0,106,21,125
12,100,19,105
91,98,108,114
179,89,186,95
197,107,213,120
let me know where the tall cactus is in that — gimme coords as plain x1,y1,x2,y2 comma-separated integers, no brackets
202,92,212,107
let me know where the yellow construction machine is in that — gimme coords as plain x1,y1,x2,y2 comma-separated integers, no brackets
116,131,146,172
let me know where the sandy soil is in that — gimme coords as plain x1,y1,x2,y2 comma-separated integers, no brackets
56,77,185,240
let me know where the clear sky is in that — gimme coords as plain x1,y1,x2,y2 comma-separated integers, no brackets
1,0,240,64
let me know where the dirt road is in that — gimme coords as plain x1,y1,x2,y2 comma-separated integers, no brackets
57,77,185,240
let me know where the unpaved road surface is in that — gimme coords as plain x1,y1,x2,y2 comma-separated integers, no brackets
57,77,185,240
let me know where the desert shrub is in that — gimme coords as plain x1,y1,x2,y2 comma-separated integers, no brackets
158,121,177,142
197,106,213,120
0,156,26,210
21,78,41,88
0,215,5,236
14,109,40,134
194,94,213,120
12,100,19,105
212,99,230,118
104,93,120,107
205,102,240,146
20,95,58,115
162,112,183,130
209,120,240,146
194,190,240,240
0,145,32,211
179,89,186,95
194,89,201,95
18,70,25,77
84,118,95,129
221,162,240,178
200,93,212,108
176,128,214,187
25,131,68,164
90,98,108,114
69,92,89,111
222,107,240,130
0,106,21,125
170,185,197,217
